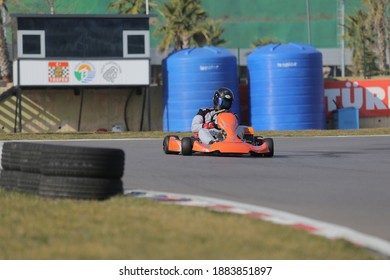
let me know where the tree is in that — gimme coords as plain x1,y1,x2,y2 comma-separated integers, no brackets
155,0,225,55
108,0,156,14
0,0,10,82
193,19,226,47
344,0,390,75
155,0,206,52
363,0,389,71
344,10,377,76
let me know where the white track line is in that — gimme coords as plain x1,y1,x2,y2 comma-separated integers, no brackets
125,189,390,258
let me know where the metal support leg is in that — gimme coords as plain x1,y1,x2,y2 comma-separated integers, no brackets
13,87,22,133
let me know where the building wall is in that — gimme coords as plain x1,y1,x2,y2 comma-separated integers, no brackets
0,86,164,133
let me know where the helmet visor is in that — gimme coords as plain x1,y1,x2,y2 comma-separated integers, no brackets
218,97,232,110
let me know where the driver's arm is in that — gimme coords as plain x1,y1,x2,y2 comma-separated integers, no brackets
191,113,204,133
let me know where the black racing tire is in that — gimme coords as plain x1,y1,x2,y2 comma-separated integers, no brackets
0,170,41,194
20,143,43,173
181,137,193,156
163,135,180,154
40,144,125,179
1,142,22,171
14,172,41,195
1,142,43,172
263,138,274,158
163,136,170,154
39,175,123,200
0,170,19,191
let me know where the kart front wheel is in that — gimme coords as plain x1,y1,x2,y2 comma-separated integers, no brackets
181,137,193,156
263,138,274,157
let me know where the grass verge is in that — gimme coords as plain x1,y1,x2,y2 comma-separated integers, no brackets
0,189,380,260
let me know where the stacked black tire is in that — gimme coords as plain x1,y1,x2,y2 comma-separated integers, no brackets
0,142,124,200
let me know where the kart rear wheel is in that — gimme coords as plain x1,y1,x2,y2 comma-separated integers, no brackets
263,138,274,157
181,137,193,156
163,135,180,154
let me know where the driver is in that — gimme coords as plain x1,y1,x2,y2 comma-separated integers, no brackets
191,87,238,144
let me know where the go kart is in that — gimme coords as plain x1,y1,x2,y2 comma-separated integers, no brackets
163,111,274,157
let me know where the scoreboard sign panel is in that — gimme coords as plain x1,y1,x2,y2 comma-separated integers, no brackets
14,59,150,86
12,14,152,88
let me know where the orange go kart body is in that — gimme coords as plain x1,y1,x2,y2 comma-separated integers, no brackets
163,111,274,157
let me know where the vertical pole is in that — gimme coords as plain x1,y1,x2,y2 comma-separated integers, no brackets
306,0,312,44
18,89,22,132
140,87,146,131
77,88,84,131
13,94,18,133
13,88,21,133
237,48,241,83
146,0,149,15
340,0,345,77
147,86,151,131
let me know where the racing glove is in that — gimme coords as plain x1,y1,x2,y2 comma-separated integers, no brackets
203,122,216,129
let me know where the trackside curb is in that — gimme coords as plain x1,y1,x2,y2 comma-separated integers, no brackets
125,189,390,258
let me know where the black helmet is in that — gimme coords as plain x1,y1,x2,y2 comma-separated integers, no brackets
213,87,234,110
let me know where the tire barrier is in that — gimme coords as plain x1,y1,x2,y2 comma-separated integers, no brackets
39,176,123,200
0,142,124,200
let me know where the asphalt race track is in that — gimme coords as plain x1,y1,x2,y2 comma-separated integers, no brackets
52,136,390,243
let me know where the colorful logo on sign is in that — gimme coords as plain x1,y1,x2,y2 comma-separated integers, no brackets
74,62,96,83
48,62,70,83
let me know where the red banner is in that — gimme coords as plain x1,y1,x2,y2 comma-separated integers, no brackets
324,80,390,117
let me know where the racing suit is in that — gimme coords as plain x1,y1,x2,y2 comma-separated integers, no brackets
191,108,245,144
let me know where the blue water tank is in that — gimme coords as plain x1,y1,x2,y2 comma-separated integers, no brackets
247,43,325,130
163,47,239,132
